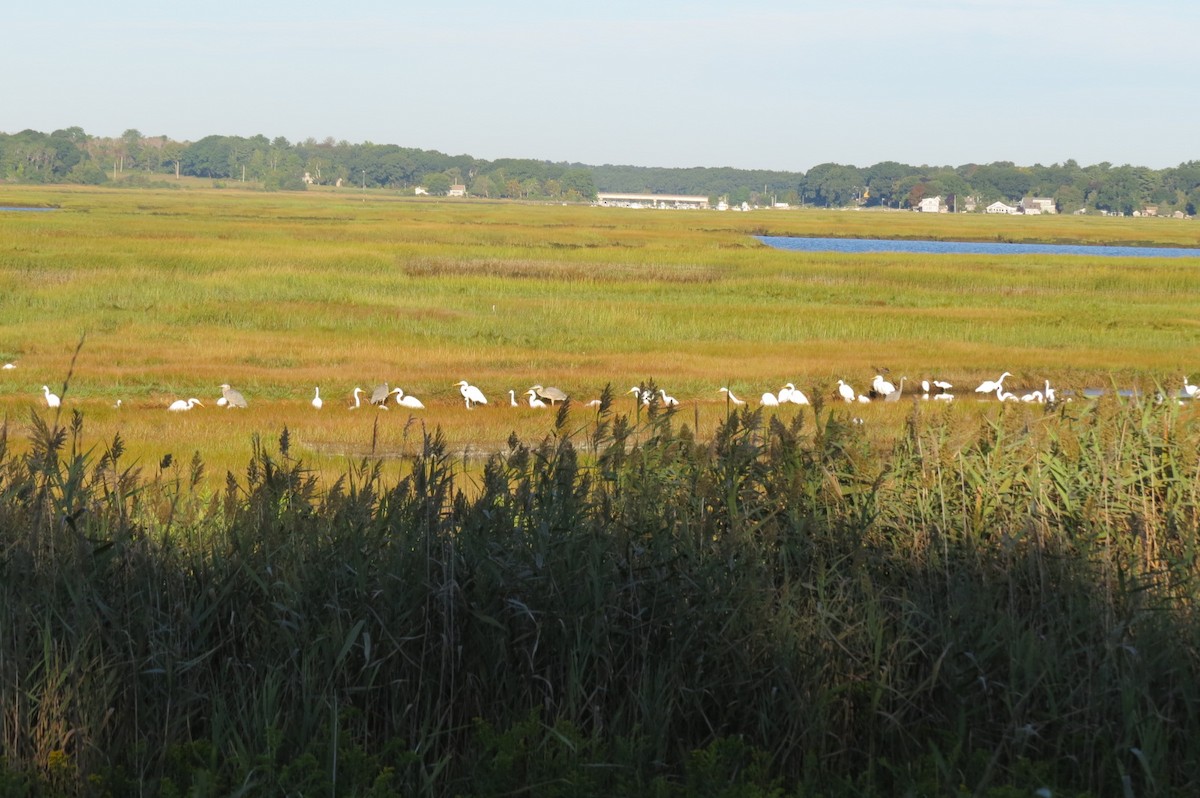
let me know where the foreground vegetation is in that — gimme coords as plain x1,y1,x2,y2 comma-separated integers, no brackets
1,389,1198,795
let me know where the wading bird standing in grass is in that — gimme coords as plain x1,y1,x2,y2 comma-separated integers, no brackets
659,389,680,407
780,383,810,405
349,387,364,409
42,385,61,408
837,380,856,403
168,397,203,412
311,387,323,410
760,391,780,407
508,390,519,407
3,361,15,370
219,384,248,408
629,386,652,405
883,377,907,402
391,387,425,409
1021,390,1044,403
531,385,568,405
370,383,390,407
719,387,746,406
872,374,896,398
1185,376,1199,400
456,380,488,409
975,372,1011,395
526,389,548,408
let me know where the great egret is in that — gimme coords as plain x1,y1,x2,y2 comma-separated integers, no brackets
2,362,15,370
857,394,872,403
760,392,780,407
312,387,323,410
1044,380,1057,404
531,385,569,405
350,387,364,409
370,383,390,406
508,389,519,407
975,372,1011,394
217,397,228,407
1021,390,1044,403
391,387,425,409
526,389,548,408
836,380,856,403
996,387,1018,402
629,386,651,405
456,380,487,408
872,374,896,398
219,384,248,408
782,383,810,405
41,385,61,408
1184,376,1199,400
777,383,794,403
719,387,746,406
659,389,680,407
168,397,203,412
933,379,953,392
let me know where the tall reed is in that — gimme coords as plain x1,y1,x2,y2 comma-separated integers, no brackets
1,390,1198,795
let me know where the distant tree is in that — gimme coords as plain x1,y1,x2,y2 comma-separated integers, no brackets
422,172,452,195
470,176,491,197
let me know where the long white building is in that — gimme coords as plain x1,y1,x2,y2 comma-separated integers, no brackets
596,192,710,209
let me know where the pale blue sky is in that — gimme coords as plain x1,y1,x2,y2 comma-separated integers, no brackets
4,1,1195,171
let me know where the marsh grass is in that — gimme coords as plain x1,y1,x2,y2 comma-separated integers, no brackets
1,387,1198,795
1,185,1197,478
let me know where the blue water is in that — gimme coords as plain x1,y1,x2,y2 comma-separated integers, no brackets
0,206,57,212
758,235,1200,259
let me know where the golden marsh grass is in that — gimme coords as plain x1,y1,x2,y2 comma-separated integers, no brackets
0,185,1197,477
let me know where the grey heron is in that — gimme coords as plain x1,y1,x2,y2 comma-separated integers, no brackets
219,384,248,408
530,384,569,405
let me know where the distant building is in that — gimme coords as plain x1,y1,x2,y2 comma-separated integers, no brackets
986,201,1019,215
1020,197,1057,214
917,196,943,213
448,184,466,197
596,192,710,209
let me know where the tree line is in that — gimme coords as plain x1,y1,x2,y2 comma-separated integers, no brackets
2,126,1198,214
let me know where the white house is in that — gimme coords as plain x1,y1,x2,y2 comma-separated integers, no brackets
1020,197,1056,214
986,201,1019,214
917,196,943,213
448,184,466,197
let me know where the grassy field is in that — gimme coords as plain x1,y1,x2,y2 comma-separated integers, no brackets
0,184,1198,478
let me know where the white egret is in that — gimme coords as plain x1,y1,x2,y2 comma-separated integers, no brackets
872,374,896,397
659,389,680,407
349,387,364,409
217,397,228,407
531,385,569,405
629,386,651,405
760,392,780,407
1184,376,1199,400
391,387,425,409
719,387,746,406
1044,380,1057,404
219,384,248,408
996,387,1018,402
777,383,794,403
933,379,953,392
1021,390,1044,403
312,387,323,410
836,380,856,403
781,383,809,405
456,380,488,408
921,379,931,396
508,389,519,407
857,394,872,403
42,385,61,408
168,397,203,412
975,372,1011,394
526,389,548,408
2,361,15,370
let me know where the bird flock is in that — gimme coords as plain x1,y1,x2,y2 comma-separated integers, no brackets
6,361,1199,413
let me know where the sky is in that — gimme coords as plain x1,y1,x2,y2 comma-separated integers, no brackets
4,0,1197,173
